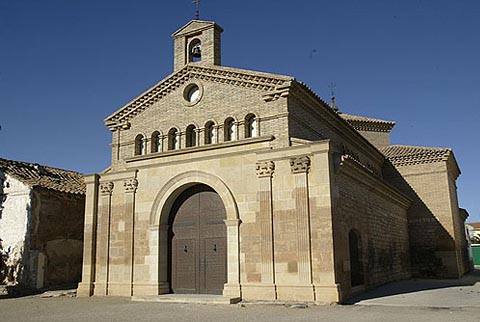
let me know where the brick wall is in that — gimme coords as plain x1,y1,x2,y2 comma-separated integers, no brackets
383,161,464,278
333,173,410,298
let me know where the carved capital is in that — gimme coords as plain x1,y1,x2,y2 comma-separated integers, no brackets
124,178,138,193
99,182,114,195
256,161,275,178
290,156,311,174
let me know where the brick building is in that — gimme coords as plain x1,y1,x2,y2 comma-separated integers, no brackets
0,158,85,290
77,20,469,302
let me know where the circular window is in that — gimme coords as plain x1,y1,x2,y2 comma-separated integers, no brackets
183,82,203,106
187,85,200,102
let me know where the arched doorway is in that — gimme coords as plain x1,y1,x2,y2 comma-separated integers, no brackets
168,184,227,294
349,230,364,287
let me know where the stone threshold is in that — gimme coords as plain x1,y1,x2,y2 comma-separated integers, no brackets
131,294,241,305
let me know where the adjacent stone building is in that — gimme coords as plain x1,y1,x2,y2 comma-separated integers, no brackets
77,20,469,302
0,158,85,290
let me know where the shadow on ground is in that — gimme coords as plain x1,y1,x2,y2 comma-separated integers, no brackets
0,283,77,300
345,268,480,305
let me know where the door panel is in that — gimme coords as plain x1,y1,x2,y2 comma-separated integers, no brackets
172,238,197,293
203,237,227,294
170,185,227,294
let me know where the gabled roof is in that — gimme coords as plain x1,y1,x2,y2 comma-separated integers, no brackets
172,20,223,38
0,158,85,195
340,113,396,132
104,64,294,129
380,145,455,167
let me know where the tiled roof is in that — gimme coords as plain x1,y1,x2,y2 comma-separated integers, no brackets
468,222,480,229
380,145,452,167
0,158,85,195
340,113,396,132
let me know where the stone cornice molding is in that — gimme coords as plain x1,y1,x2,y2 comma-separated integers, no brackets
262,83,291,102
104,65,293,129
256,161,275,178
99,182,114,195
290,156,311,174
337,155,411,209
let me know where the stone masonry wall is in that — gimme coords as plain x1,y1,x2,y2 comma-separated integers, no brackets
29,189,85,287
0,173,31,286
333,172,410,299
356,130,390,148
383,161,461,278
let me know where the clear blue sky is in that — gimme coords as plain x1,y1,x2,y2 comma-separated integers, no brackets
1,0,479,221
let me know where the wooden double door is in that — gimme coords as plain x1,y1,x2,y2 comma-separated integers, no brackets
169,184,227,294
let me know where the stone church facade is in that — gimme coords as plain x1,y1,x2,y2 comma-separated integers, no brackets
77,20,469,302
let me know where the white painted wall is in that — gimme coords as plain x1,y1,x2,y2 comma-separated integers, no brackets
0,171,31,284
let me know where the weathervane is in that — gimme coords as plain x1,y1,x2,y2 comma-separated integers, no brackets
193,0,200,20
328,82,339,112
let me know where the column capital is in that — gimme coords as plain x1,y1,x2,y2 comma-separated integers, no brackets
99,182,114,195
124,178,138,193
256,161,275,178
290,156,311,174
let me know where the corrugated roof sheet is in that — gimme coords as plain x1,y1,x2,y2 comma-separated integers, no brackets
0,158,85,195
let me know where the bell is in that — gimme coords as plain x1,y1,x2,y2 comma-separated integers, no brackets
191,44,201,58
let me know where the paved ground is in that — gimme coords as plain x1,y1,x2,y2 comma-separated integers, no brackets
1,296,479,322
347,269,480,308
0,270,479,322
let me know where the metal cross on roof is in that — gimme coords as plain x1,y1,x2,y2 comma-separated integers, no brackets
193,0,200,20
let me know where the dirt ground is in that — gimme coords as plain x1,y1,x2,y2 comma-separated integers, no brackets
0,296,479,322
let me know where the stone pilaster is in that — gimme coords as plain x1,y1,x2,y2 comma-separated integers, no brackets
290,156,313,284
77,174,99,297
223,219,242,297
124,178,138,296
94,181,114,295
255,161,276,287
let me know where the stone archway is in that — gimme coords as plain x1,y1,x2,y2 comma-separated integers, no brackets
149,171,241,297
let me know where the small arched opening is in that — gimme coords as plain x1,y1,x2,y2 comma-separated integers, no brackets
204,121,215,144
349,229,364,287
188,38,202,63
151,131,162,153
224,117,235,142
168,128,179,151
185,125,197,147
134,134,146,156
244,114,257,138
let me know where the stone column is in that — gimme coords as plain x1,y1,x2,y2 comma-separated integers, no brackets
223,219,242,297
194,128,201,147
94,181,114,295
255,161,276,298
290,156,313,284
124,178,138,296
213,125,220,144
77,174,99,297
234,121,241,141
